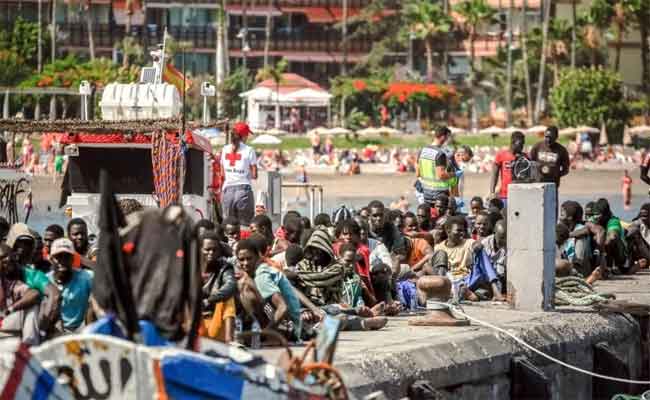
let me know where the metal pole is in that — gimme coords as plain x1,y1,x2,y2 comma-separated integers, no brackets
202,95,208,124
318,186,323,213
310,187,315,222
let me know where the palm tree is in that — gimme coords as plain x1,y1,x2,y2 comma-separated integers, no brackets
612,1,634,72
85,0,95,60
521,0,533,125
584,0,611,67
505,0,513,125
534,0,551,123
453,0,496,130
118,37,143,67
402,0,453,83
263,0,273,67
570,0,577,67
632,0,650,94
256,57,287,129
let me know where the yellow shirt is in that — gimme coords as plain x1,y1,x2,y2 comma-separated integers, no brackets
435,239,475,280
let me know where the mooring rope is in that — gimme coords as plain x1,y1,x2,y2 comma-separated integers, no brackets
428,301,650,385
554,276,615,306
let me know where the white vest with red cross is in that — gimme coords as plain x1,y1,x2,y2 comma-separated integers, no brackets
220,142,256,188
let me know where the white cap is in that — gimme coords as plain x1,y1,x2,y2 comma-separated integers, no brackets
50,238,76,256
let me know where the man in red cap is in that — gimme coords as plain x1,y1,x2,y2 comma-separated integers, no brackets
220,122,257,225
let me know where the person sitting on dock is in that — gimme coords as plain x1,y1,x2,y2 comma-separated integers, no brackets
434,216,504,302
237,239,300,340
0,243,41,345
626,203,650,271
199,232,237,343
481,219,507,295
47,238,93,334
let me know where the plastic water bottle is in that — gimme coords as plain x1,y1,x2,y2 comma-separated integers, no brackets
250,320,261,349
235,316,243,343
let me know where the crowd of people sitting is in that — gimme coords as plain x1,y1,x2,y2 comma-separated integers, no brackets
2,186,648,347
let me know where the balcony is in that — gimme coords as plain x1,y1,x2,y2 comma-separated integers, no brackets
61,23,373,54
60,22,507,60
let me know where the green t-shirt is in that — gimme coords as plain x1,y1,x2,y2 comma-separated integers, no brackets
606,217,624,237
22,266,50,295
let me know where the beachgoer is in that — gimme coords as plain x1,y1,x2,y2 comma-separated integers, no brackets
622,170,632,211
491,131,526,203
221,122,257,226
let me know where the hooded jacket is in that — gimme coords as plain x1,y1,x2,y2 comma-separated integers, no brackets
295,229,344,306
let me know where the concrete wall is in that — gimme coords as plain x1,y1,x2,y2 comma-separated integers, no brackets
338,313,642,399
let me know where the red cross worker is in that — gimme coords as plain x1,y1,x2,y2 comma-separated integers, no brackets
220,122,258,225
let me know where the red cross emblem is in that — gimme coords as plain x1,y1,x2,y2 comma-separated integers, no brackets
225,151,241,166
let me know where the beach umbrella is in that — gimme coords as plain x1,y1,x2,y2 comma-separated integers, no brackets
448,126,467,135
326,127,353,135
503,126,522,134
356,127,380,136
623,125,633,146
629,125,650,136
375,126,401,136
526,125,547,134
265,127,288,136
252,134,282,145
559,127,575,136
599,122,608,146
479,125,505,135
307,126,328,136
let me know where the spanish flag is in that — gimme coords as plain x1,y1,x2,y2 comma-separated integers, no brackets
163,63,192,93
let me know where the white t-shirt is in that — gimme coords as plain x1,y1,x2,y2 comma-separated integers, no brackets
221,143,257,188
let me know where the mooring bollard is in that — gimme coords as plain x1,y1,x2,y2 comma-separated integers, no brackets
507,183,556,311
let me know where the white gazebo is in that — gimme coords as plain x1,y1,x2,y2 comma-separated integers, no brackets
240,73,332,131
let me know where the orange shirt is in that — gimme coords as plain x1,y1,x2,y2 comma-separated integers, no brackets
408,238,432,267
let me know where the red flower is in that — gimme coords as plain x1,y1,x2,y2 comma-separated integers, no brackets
398,93,407,103
353,80,367,91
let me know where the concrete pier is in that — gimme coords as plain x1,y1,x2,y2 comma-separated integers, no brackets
255,271,650,399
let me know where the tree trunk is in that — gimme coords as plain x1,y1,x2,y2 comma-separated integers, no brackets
506,0,514,126
470,31,478,132
37,0,42,72
570,0,576,68
534,0,551,123
263,0,272,67
615,22,622,72
340,0,348,127
638,6,650,118
522,0,533,125
86,0,96,60
425,39,434,83
442,0,449,82
125,0,132,36
51,0,56,63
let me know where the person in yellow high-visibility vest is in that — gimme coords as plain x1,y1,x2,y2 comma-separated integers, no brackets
415,126,460,206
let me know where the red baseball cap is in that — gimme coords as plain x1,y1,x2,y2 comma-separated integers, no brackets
232,122,252,139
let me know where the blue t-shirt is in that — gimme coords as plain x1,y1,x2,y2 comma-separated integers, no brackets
254,264,301,332
48,269,94,330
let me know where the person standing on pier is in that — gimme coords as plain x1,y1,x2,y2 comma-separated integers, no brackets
415,126,459,207
221,122,258,226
